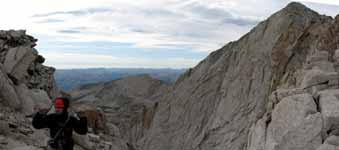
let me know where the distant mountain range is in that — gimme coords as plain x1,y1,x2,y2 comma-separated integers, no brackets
54,68,186,91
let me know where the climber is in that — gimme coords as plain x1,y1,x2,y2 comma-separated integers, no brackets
32,97,88,150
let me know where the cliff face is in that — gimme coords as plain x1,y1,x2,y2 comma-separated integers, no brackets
0,30,59,150
138,2,339,150
0,30,58,114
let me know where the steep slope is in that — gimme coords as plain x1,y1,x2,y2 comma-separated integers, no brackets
0,30,59,149
0,30,58,115
69,75,169,150
139,2,339,150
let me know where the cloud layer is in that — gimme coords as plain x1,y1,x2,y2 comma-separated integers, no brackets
31,0,262,52
1,0,338,68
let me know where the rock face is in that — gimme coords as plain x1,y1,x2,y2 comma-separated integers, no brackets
0,30,58,115
0,30,59,150
136,2,339,150
0,30,60,115
69,75,169,150
264,94,322,150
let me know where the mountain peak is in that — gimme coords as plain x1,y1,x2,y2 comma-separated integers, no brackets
285,2,306,9
281,2,317,15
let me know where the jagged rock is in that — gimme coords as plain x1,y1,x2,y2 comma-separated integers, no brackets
333,50,339,80
335,50,339,61
0,30,58,149
269,88,305,104
3,46,38,84
15,84,51,115
316,144,339,150
74,132,129,150
325,135,339,146
265,94,322,150
0,30,58,99
101,141,113,150
301,69,338,94
15,84,35,115
247,114,270,150
28,63,58,98
306,61,335,73
88,133,100,143
30,89,52,109
0,112,4,119
0,65,21,109
305,51,335,72
307,51,329,62
73,133,94,149
318,90,339,137
106,123,121,137
0,135,7,144
19,127,33,135
0,120,9,135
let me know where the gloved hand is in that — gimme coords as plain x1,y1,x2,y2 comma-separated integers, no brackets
71,112,87,120
38,108,50,114
79,116,87,125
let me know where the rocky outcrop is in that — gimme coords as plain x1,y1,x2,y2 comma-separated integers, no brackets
0,30,58,99
69,74,169,150
0,30,59,115
247,50,339,150
0,30,59,150
0,65,21,109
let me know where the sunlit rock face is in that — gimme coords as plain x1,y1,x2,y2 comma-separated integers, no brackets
138,2,339,150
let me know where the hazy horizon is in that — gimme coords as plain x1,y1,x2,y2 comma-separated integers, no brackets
55,67,188,70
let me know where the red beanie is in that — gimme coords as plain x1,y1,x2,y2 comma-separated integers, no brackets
54,98,65,108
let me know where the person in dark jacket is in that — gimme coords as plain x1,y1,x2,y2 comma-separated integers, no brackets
32,97,88,150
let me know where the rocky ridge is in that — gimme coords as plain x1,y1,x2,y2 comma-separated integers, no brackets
2,2,339,150
0,30,58,149
137,2,339,150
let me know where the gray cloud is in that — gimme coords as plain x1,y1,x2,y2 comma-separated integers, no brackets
188,3,233,19
222,18,259,26
32,7,113,17
129,28,153,34
141,8,184,18
57,27,89,34
31,1,267,52
35,19,64,23
184,2,261,26
58,29,81,34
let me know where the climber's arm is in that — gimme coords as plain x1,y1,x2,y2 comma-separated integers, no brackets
32,111,50,129
72,114,88,135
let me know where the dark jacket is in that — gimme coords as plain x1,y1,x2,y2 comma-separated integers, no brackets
32,111,88,150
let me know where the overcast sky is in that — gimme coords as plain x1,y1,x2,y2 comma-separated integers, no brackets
1,0,338,69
